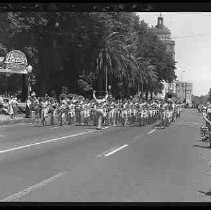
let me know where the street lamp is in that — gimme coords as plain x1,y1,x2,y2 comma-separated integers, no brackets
27,65,33,97
27,65,33,73
105,66,108,92
108,85,112,97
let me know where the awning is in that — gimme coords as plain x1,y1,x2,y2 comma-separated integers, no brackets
0,67,28,74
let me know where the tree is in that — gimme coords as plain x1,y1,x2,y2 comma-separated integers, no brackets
0,11,177,100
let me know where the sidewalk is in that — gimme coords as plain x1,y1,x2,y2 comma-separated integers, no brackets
0,114,35,126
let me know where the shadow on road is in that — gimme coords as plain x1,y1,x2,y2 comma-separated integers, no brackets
193,144,211,149
198,190,211,196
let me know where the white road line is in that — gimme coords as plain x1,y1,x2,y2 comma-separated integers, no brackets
0,126,111,155
104,144,128,157
50,126,110,130
0,171,67,202
98,128,156,157
131,133,146,142
148,129,156,134
97,145,120,157
0,131,95,154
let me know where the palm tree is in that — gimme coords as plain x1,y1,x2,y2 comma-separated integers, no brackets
96,31,138,95
136,58,158,100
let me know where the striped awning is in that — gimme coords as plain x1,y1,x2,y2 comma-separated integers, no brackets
0,67,28,74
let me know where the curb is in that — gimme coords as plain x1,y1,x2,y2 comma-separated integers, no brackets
0,118,35,126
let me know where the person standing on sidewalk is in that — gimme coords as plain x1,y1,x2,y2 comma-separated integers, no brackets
10,96,19,118
202,104,211,148
30,92,39,119
26,96,32,118
8,96,14,119
0,94,3,114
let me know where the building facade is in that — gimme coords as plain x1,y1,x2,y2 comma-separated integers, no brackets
153,14,176,100
152,15,193,106
175,80,193,106
153,14,175,60
156,80,193,106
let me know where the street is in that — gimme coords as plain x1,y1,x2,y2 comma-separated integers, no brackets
0,109,210,202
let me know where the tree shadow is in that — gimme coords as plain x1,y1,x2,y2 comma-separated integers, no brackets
193,144,211,149
198,190,211,196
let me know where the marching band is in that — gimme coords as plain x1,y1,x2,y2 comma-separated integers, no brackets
27,91,183,129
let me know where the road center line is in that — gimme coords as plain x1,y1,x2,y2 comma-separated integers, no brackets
104,144,128,157
97,145,120,157
0,126,111,155
0,131,95,154
0,171,67,202
148,129,156,134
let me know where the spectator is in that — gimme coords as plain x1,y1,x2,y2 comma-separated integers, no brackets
8,96,15,119
25,96,31,118
0,94,3,114
10,96,19,118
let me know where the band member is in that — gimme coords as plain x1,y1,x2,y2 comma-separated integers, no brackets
202,104,211,147
93,90,108,130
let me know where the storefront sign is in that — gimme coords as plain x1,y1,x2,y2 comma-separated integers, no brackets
0,50,28,74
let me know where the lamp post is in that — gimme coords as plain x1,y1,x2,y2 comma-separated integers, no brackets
108,84,111,91
27,65,33,98
108,84,112,97
105,66,108,92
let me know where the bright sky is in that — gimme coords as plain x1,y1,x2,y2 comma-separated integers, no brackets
137,12,211,96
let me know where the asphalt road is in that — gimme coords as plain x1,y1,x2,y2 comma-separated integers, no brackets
0,109,210,202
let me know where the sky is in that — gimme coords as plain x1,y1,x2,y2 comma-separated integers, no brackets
137,12,211,96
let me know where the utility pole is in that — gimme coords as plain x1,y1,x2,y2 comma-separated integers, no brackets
105,66,108,92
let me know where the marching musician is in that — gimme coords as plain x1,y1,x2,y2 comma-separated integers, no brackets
93,90,108,130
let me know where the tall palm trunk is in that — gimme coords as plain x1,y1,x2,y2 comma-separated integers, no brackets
21,74,28,102
145,89,149,101
98,69,104,91
150,91,153,100
141,83,143,99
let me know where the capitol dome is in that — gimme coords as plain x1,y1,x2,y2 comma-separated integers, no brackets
154,15,171,39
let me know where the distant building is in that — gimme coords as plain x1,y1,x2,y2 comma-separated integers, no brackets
153,14,176,99
153,14,175,60
152,15,193,105
175,80,193,106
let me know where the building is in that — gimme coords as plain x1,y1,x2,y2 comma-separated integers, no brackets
152,15,193,106
153,14,175,60
175,80,193,106
156,80,193,106
153,14,176,99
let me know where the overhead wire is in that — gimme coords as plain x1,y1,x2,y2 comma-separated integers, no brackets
173,33,211,39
